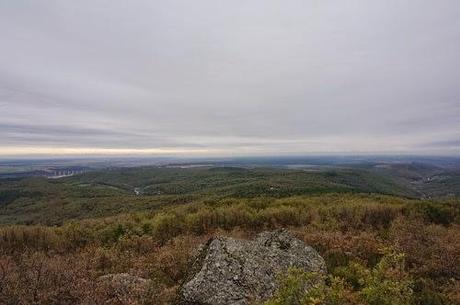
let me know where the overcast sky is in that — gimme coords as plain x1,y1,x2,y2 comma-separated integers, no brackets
1,0,459,157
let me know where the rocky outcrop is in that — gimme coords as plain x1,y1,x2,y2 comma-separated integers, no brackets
178,229,326,305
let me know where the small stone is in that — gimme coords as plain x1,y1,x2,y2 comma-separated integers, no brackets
97,273,151,302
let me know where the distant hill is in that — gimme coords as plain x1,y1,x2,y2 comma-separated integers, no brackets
1,162,459,225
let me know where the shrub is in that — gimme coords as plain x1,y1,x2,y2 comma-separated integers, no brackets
359,249,413,305
265,249,413,305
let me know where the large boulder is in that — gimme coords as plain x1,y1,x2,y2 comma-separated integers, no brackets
178,229,326,305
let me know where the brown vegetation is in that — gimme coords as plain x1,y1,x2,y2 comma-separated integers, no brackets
0,194,459,304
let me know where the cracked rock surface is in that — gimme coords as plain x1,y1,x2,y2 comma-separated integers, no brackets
178,229,326,305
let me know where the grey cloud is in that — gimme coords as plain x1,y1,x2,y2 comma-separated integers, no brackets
0,123,209,148
1,0,459,155
420,139,460,148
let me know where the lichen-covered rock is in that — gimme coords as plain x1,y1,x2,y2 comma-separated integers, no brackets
97,273,151,302
178,229,326,305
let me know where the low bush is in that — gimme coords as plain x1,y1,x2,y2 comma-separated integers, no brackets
266,249,413,305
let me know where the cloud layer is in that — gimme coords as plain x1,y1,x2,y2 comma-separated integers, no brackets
1,0,459,156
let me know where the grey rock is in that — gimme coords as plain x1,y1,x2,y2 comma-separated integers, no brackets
178,229,326,305
98,272,151,288
98,273,151,301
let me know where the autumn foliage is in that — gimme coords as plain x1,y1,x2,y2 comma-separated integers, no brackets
0,194,459,304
